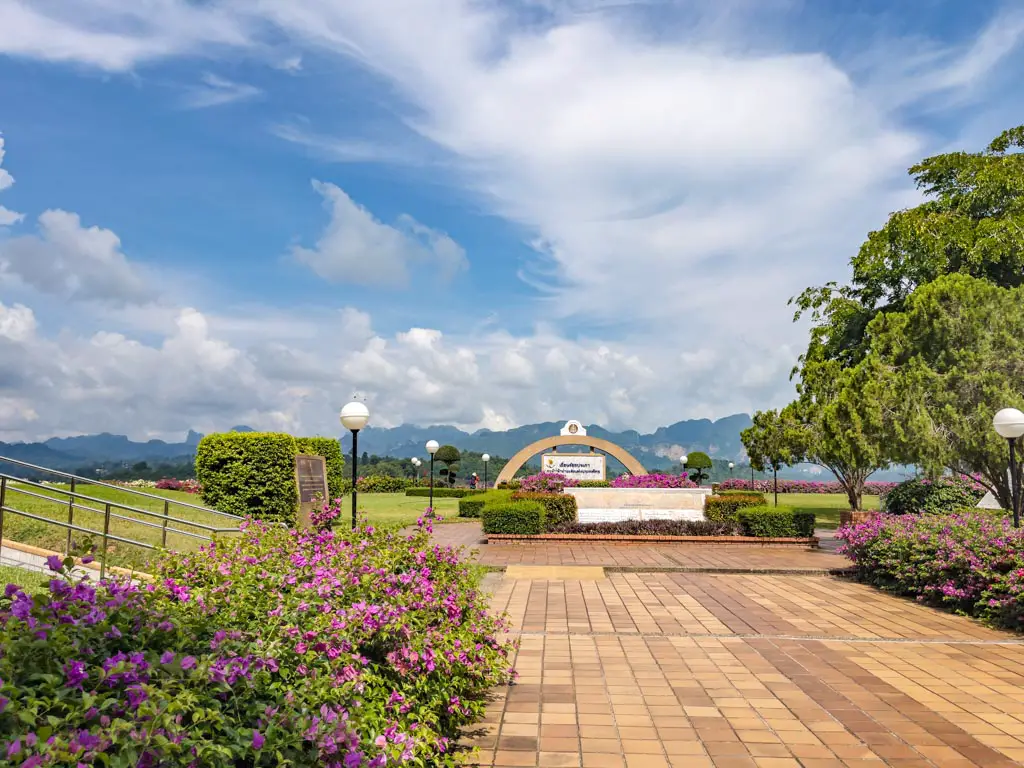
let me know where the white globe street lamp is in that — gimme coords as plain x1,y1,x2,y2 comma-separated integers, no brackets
340,401,371,529
482,453,490,489
993,408,1024,528
728,461,735,479
680,454,688,478
426,440,440,509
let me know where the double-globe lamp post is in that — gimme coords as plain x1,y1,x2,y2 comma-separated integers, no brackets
426,440,439,511
993,408,1024,529
340,401,370,530
482,453,490,489
411,457,421,482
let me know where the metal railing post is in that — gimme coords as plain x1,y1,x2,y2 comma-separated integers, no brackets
162,499,170,548
0,476,6,561
100,503,111,580
67,477,76,555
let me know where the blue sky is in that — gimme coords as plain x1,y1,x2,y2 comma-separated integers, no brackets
1,0,1022,441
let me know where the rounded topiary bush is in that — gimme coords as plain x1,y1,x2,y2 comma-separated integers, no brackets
881,477,983,516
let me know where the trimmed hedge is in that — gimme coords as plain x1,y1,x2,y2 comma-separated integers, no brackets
196,432,299,523
458,490,513,518
357,475,412,493
496,480,522,490
718,490,768,501
576,480,611,488
737,506,816,538
295,436,345,500
550,519,737,536
482,501,545,535
881,477,983,515
405,487,483,498
511,491,577,530
704,494,765,522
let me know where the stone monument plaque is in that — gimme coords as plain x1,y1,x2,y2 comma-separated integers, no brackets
542,452,606,481
295,454,329,528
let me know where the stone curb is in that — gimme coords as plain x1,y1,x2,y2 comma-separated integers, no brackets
485,533,818,547
0,538,153,581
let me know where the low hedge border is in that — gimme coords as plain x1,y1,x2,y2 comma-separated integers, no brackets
486,533,818,546
511,491,577,529
737,506,816,538
704,494,765,522
458,490,514,518
405,487,484,499
481,501,545,535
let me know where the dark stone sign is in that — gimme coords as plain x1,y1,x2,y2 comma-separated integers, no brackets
295,454,329,527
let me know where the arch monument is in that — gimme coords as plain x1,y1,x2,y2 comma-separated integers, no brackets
493,420,647,485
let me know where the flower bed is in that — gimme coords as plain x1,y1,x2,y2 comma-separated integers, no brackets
155,478,201,493
0,519,514,766
719,479,897,495
550,519,736,536
611,473,697,489
837,511,1024,631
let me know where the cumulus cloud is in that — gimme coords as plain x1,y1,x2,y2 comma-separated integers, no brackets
181,73,262,109
0,134,23,226
292,181,468,286
0,210,152,305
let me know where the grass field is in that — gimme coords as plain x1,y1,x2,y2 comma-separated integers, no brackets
768,492,880,529
0,564,51,594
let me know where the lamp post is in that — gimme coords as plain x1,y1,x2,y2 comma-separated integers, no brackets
411,457,421,482
426,440,439,510
728,461,735,479
340,401,370,530
482,454,490,489
993,408,1024,528
680,454,688,480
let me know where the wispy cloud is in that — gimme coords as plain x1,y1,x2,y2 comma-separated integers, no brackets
271,122,431,165
180,73,262,109
273,55,303,73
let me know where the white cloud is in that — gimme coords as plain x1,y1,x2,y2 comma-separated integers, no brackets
0,134,23,225
0,210,152,305
291,180,468,286
181,73,262,109
274,55,303,73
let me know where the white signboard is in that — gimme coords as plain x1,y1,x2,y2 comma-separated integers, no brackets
543,453,605,480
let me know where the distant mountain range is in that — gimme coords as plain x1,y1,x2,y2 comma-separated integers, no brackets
0,417,751,471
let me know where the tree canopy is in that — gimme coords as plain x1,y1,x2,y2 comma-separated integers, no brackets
794,125,1024,367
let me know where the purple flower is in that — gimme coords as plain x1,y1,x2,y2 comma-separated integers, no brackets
81,555,95,565
252,731,265,750
45,554,64,572
160,651,175,664
180,656,196,670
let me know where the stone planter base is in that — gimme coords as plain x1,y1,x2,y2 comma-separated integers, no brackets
839,510,880,527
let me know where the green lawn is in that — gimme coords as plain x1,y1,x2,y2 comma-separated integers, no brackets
353,493,462,528
0,564,51,595
766,492,880,529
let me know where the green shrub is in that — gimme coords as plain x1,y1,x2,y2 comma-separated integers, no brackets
512,491,577,530
576,480,611,488
704,493,765,522
294,436,345,500
458,490,514,518
196,432,298,523
737,506,816,537
357,475,412,493
882,477,983,516
482,501,545,535
718,489,768,502
406,487,482,498
496,480,522,490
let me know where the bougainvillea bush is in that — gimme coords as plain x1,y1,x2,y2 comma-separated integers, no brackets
0,519,514,767
719,479,897,495
611,473,697,489
154,478,201,494
519,473,577,493
837,511,1024,631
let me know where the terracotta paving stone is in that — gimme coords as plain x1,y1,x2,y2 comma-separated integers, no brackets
450,527,1024,767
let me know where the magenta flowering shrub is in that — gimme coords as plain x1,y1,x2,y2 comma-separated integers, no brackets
837,511,1024,630
519,473,577,493
611,474,697,489
0,520,513,766
155,478,200,494
719,479,898,495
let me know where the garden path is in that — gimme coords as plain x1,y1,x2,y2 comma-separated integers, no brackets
434,524,1024,768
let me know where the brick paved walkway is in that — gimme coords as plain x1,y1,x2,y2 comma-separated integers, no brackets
439,525,1024,767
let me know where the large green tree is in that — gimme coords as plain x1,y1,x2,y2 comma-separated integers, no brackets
794,126,1024,367
859,274,1024,508
740,410,805,506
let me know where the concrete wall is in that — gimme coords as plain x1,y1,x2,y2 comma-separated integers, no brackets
566,487,711,523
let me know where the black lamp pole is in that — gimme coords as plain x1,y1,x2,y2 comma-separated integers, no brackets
1009,438,1021,529
484,462,488,489
429,454,435,510
350,429,359,530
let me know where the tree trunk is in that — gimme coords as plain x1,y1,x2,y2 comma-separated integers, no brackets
773,466,778,507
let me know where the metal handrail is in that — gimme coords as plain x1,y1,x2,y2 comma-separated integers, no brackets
0,455,240,519
0,468,242,579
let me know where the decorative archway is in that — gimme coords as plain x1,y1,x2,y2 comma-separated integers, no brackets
494,434,647,486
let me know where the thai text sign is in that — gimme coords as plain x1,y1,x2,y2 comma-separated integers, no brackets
542,453,605,481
